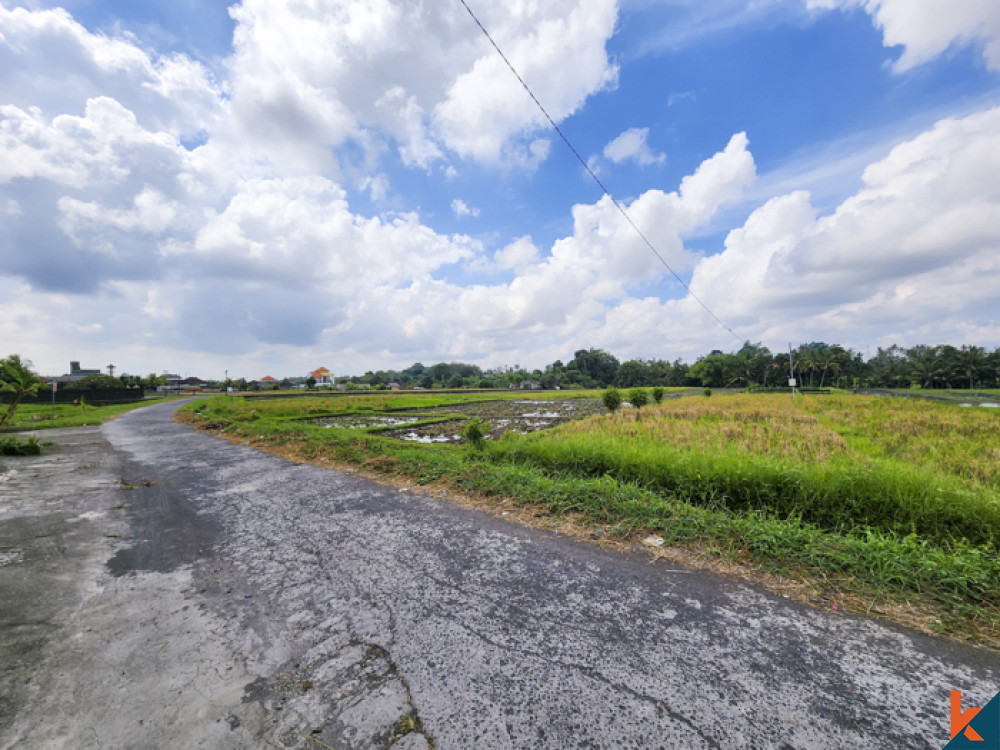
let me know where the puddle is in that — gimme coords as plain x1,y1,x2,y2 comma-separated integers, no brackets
318,415,416,429
398,432,455,443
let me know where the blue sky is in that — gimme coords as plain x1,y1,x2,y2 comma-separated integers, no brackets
1,0,999,379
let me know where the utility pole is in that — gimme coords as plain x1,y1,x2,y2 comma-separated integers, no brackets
787,343,796,397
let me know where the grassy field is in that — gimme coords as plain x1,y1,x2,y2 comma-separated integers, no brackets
182,390,1000,645
2,398,177,431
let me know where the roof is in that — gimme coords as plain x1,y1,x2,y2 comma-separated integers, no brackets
261,376,277,382
310,367,331,378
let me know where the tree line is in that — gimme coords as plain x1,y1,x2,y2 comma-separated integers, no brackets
345,342,1000,391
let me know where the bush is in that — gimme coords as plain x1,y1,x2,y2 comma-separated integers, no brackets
651,387,665,404
461,417,491,450
628,388,648,411
703,388,712,397
602,387,622,414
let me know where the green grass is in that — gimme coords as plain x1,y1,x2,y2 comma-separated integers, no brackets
3,397,178,431
181,391,1000,642
492,394,1000,548
0,435,43,455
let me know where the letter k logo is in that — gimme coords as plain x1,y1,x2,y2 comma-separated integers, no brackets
953,691,985,742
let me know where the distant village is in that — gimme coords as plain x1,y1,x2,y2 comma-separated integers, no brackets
41,362,542,395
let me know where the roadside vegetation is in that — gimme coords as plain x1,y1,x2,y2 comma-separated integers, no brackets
1,398,177,432
182,389,1000,646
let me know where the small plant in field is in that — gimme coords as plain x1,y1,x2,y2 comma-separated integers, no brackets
461,417,491,449
703,388,712,397
602,387,622,414
651,386,664,404
0,435,42,456
395,712,417,735
628,388,648,416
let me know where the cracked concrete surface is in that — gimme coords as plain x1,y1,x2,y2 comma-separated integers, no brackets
1,400,998,748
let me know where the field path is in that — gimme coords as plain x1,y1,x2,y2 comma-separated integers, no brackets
1,400,997,749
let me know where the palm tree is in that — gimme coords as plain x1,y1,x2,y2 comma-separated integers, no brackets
956,345,988,390
794,347,818,387
815,347,843,388
0,355,43,428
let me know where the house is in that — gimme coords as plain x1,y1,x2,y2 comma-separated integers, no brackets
261,376,277,385
49,361,103,384
310,367,334,387
520,379,542,390
387,382,402,390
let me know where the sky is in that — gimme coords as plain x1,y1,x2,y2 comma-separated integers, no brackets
1,0,999,379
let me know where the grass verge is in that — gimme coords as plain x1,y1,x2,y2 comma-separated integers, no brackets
3,397,179,431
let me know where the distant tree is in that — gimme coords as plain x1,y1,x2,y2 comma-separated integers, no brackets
689,353,727,388
907,345,944,389
957,345,989,389
0,355,43,428
651,386,665,404
569,348,620,388
616,360,648,388
430,362,452,385
305,376,316,388
64,374,126,391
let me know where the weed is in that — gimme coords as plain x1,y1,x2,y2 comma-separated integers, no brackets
0,435,42,456
461,417,491,450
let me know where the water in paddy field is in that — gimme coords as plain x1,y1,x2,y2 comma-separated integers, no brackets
384,398,607,443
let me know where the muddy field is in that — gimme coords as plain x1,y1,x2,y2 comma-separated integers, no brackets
310,398,607,443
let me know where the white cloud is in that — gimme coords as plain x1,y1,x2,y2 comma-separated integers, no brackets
684,106,1000,347
223,0,618,170
0,4,224,136
603,127,666,167
2,1,998,378
808,0,1000,72
451,198,480,218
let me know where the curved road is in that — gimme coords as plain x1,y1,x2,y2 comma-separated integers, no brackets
1,400,997,748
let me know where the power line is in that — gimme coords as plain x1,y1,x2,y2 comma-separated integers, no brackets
457,0,743,345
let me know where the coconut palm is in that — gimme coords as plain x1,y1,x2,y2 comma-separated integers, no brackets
956,345,988,390
0,355,43,428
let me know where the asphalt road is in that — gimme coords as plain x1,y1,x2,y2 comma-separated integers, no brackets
1,400,997,749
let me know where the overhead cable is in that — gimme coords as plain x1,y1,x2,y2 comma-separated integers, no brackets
457,0,744,345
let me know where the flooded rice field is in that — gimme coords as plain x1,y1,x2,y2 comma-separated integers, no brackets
308,398,606,443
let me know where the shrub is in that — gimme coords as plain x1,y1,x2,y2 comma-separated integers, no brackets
629,388,649,411
703,388,712,397
461,417,491,450
602,387,622,414
651,386,665,404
